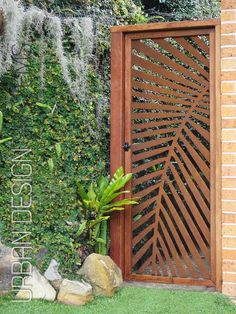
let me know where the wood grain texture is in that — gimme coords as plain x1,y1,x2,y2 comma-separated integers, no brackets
111,19,220,33
110,32,125,272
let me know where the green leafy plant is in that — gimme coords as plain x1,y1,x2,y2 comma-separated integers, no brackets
76,166,138,257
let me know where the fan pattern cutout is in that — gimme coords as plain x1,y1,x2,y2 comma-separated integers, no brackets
131,35,210,279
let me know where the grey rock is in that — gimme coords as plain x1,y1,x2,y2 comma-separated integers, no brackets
44,259,62,281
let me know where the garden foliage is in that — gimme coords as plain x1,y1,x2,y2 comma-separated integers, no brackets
0,0,146,275
76,166,137,257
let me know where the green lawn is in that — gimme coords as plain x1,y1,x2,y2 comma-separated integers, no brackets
1,287,236,314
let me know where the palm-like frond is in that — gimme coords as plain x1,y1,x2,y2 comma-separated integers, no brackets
130,35,210,279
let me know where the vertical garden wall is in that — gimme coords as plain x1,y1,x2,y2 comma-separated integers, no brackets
0,0,147,275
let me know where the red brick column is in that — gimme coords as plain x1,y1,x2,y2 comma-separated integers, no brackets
221,0,236,296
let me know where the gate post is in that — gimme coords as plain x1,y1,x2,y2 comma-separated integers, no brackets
221,0,236,297
110,31,125,273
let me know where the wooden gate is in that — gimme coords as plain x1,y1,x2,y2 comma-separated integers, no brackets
110,20,221,288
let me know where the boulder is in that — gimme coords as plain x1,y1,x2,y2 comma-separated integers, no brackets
0,243,19,296
77,253,123,296
16,267,56,301
57,279,93,306
44,259,62,291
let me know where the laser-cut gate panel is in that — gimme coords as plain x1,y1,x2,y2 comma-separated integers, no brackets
130,34,211,280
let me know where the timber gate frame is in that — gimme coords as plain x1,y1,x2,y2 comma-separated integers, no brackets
110,19,221,290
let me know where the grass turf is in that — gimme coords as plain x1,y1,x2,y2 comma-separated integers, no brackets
0,287,236,314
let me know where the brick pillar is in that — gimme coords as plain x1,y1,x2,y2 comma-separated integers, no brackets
221,0,236,296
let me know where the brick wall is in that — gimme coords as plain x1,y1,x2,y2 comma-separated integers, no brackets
221,0,236,297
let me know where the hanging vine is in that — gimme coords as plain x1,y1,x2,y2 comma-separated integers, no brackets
0,0,115,105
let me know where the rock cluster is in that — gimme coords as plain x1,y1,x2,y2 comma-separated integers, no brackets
14,253,123,306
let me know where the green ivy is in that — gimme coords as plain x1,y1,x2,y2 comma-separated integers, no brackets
0,0,146,275
0,43,108,274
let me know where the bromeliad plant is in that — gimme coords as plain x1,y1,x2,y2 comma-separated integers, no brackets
76,167,138,258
